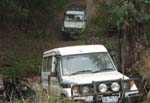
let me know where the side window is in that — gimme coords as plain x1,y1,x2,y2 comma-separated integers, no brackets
56,57,60,73
51,56,60,77
55,57,60,73
56,57,61,81
43,56,52,72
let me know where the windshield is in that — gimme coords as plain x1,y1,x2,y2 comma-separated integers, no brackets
65,14,84,22
61,53,116,76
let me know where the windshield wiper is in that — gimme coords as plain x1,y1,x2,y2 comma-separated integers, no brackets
92,68,113,73
71,70,92,75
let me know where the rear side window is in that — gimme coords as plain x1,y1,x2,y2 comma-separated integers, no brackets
43,56,52,72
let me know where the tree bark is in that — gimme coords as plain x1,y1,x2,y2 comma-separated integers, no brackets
121,1,147,75
121,1,150,97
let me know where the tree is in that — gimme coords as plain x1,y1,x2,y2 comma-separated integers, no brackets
0,0,70,77
92,0,150,75
119,0,148,70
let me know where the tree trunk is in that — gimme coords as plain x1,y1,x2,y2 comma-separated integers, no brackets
121,4,147,75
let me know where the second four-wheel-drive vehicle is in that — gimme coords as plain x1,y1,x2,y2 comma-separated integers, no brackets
62,5,86,39
41,45,143,103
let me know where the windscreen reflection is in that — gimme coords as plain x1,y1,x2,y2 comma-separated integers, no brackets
62,53,116,76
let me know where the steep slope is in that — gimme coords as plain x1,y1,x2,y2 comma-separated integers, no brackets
0,0,100,76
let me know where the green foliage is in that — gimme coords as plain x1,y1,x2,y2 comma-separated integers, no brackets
80,25,100,42
0,0,70,77
89,0,150,36
1,53,42,77
142,101,150,103
81,0,150,69
0,0,69,34
52,0,69,11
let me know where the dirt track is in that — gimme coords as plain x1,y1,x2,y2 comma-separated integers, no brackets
46,0,99,48
85,0,99,20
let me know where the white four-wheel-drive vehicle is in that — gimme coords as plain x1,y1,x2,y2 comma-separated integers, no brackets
41,45,142,103
61,5,86,39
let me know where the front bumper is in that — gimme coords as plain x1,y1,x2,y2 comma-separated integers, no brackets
72,92,143,103
123,93,143,103
62,28,83,34
71,78,143,102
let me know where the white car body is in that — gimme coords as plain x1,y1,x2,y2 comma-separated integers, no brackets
41,45,140,102
62,6,86,38
63,11,86,29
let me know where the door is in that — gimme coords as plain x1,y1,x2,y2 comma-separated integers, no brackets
50,56,61,96
41,56,52,92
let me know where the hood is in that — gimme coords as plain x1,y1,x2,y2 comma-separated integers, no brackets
62,71,129,84
64,21,85,28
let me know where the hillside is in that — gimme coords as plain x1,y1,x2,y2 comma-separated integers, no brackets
0,0,150,102
0,0,101,77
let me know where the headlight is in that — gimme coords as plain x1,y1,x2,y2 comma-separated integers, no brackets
130,80,135,87
122,80,135,91
81,86,89,94
111,82,120,92
72,86,79,96
99,83,108,93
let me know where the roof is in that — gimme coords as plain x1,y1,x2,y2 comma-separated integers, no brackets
43,45,108,57
66,11,85,15
66,4,85,11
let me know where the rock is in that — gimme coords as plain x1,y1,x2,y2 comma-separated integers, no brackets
31,82,41,92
